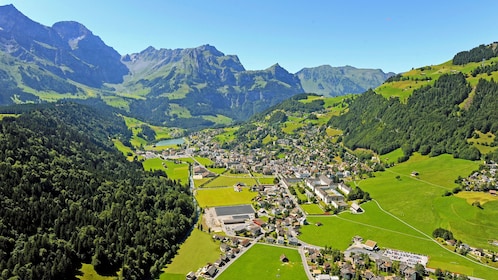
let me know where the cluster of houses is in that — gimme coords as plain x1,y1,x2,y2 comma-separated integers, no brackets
459,161,498,192
186,125,373,184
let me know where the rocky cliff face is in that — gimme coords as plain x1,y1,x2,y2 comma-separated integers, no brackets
0,4,128,88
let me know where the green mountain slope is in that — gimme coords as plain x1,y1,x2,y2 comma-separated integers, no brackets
330,43,498,161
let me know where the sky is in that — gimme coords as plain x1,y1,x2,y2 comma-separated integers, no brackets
2,0,498,74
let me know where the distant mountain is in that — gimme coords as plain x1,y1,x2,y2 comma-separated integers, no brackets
297,65,394,97
0,4,393,129
122,45,304,125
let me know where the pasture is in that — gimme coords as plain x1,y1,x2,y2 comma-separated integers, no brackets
142,158,189,182
160,229,220,280
201,175,258,188
195,187,257,207
300,202,498,279
217,244,307,280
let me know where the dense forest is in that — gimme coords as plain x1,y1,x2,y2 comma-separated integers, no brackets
452,44,498,65
0,103,195,279
330,73,498,161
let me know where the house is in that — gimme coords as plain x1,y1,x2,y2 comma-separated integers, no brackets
214,258,224,267
280,254,289,262
186,271,196,280
203,265,218,278
364,240,378,251
350,202,363,214
240,239,251,247
220,243,230,253
277,236,285,245
288,236,300,246
340,263,355,280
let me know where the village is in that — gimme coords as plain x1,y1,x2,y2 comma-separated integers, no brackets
137,128,450,280
137,123,497,279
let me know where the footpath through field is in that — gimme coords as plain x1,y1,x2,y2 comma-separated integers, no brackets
369,199,498,273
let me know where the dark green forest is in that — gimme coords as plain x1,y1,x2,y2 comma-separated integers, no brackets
330,73,498,161
0,103,195,279
452,44,498,65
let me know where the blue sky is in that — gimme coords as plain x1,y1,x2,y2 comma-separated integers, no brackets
2,0,498,73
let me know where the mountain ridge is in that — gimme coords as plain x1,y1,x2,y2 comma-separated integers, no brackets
0,4,393,129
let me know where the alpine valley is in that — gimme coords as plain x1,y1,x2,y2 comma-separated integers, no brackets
1,3,498,280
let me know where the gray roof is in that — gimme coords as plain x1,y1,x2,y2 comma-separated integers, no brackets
214,204,255,217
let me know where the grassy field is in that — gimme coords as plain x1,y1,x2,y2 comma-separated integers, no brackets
195,187,257,207
0,113,19,120
455,191,498,205
142,158,190,182
357,154,498,249
160,229,220,279
467,131,497,154
193,156,214,166
77,264,119,280
202,176,258,188
300,202,498,278
379,148,404,164
375,57,498,102
217,244,307,280
300,203,323,215
112,139,134,161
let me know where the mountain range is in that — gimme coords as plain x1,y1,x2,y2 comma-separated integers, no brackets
0,4,393,128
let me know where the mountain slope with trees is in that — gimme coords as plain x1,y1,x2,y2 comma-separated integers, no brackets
330,43,498,162
0,103,195,279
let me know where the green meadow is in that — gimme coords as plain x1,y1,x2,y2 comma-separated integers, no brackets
300,202,498,278
142,158,190,182
161,229,220,280
195,187,257,207
201,175,258,188
217,244,307,280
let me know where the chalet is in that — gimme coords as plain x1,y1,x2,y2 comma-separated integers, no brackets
350,202,363,214
241,239,251,247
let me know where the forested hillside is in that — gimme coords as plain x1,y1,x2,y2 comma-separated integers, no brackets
330,73,498,161
0,103,195,279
